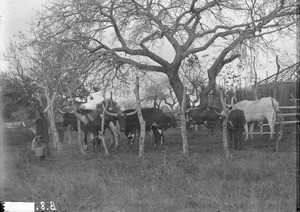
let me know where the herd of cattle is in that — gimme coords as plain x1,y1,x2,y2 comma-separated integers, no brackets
57,97,280,153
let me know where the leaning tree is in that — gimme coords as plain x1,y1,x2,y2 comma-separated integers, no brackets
34,0,298,108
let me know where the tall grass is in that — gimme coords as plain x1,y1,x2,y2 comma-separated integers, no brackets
1,127,297,212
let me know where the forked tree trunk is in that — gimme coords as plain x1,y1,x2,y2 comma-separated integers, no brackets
168,71,191,108
181,87,188,155
199,74,217,109
135,76,146,157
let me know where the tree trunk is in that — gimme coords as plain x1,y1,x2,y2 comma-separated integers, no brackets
252,57,258,100
218,89,230,158
168,71,191,109
77,119,86,155
47,108,62,154
44,88,62,154
181,87,188,155
135,77,145,157
199,73,217,109
100,106,109,155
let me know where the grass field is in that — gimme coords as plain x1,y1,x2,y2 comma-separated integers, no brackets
0,125,297,212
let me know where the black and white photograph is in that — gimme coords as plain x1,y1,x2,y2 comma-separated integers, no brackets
0,0,299,211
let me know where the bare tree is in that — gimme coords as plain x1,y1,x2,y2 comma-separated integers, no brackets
33,0,297,109
143,80,169,108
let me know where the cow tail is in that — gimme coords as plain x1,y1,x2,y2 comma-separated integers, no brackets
271,98,282,136
271,98,280,114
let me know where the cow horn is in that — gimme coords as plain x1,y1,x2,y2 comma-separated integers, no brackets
125,109,138,116
105,110,119,117
230,96,235,105
58,108,66,114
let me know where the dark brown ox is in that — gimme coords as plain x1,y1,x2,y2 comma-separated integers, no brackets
185,107,223,135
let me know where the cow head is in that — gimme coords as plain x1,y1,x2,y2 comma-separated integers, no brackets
105,109,137,132
117,113,128,132
163,114,178,129
150,123,164,148
126,131,135,147
184,108,194,122
58,108,75,127
223,96,236,113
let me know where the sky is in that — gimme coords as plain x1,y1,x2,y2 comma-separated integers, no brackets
0,0,47,70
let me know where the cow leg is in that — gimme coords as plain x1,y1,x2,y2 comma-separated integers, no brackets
233,129,238,150
67,129,72,144
208,126,214,137
152,129,159,150
237,127,243,150
81,130,88,151
152,128,164,150
90,134,96,152
158,129,164,146
96,137,101,152
228,129,233,148
83,134,88,148
244,123,249,141
127,132,135,148
266,114,275,140
108,122,119,148
237,130,242,150
249,122,254,141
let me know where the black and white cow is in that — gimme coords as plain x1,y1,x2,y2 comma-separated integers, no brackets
107,107,167,149
59,108,118,152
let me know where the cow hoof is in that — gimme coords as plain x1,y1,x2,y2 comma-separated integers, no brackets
83,145,88,151
268,138,274,141
80,149,86,155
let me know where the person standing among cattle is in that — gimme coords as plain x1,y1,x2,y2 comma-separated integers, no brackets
36,106,51,161
227,108,246,150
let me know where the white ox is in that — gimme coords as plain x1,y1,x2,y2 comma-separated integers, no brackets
231,97,280,140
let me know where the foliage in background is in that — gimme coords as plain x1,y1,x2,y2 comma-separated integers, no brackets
1,72,39,120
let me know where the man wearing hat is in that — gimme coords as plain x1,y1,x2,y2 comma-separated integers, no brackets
36,106,51,160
